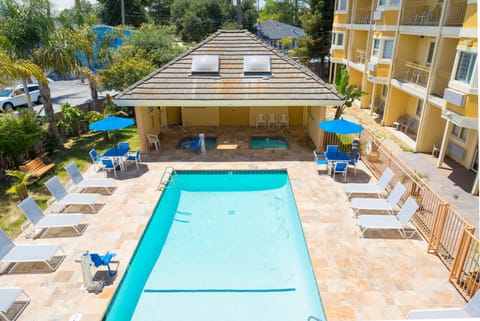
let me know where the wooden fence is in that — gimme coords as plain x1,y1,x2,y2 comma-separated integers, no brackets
356,129,479,301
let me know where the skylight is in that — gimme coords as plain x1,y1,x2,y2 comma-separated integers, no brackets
243,55,271,74
191,55,220,74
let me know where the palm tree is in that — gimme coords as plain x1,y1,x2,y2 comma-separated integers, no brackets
334,66,368,119
0,50,46,87
32,28,83,147
6,170,31,200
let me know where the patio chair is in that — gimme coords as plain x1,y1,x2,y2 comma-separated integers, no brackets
90,252,118,277
326,145,339,153
432,141,441,157
278,114,289,127
101,158,119,177
358,197,419,238
17,196,86,238
256,114,266,128
348,152,361,175
0,229,65,273
183,136,201,154
344,168,394,198
401,117,417,134
126,150,141,170
64,162,115,194
0,287,30,321
117,141,130,150
393,114,409,130
313,151,328,172
89,149,103,171
407,290,480,319
333,161,349,182
267,113,278,128
146,134,160,151
44,176,104,213
351,181,406,214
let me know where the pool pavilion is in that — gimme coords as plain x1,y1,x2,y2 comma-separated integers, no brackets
113,29,344,152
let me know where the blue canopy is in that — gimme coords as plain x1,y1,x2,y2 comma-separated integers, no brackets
89,116,134,131
319,119,363,134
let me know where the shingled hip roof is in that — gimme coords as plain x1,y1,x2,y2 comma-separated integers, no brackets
257,20,306,40
114,29,344,107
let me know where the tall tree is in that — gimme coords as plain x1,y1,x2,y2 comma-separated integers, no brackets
97,0,148,26
241,0,259,32
293,0,334,73
258,0,296,25
145,0,173,25
57,0,95,29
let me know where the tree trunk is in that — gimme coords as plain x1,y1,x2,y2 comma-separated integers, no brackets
334,105,344,119
89,82,99,111
39,81,64,148
21,79,33,108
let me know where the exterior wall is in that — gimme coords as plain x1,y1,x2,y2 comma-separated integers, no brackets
182,107,219,126
288,107,305,126
447,126,478,167
135,106,161,152
374,10,399,26
383,87,409,125
463,3,477,28
307,106,326,151
334,14,349,24
249,107,288,126
416,104,445,152
446,94,478,118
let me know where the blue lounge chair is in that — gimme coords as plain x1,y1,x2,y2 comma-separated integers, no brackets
90,252,117,276
101,158,119,177
333,161,349,182
0,287,30,321
65,162,115,194
18,196,86,238
45,176,104,213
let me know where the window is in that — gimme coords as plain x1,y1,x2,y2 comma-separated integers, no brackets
372,38,394,61
415,99,423,118
382,40,394,59
332,32,345,47
426,42,435,66
455,52,477,83
451,125,468,141
378,0,400,6
372,39,381,57
335,0,347,12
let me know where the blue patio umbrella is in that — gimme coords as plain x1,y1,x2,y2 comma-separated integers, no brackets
318,119,363,134
89,116,134,131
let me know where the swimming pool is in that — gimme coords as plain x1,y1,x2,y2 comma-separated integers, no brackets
178,136,217,149
250,136,289,149
105,170,325,321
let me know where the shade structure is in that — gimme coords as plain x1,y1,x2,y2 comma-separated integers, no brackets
319,119,363,134
89,116,134,132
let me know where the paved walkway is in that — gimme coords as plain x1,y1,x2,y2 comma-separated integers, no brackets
2,126,466,321
384,128,479,233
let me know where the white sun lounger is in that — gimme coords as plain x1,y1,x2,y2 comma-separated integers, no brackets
0,229,65,272
344,168,394,197
64,162,115,194
351,181,406,214
358,197,419,238
45,176,104,213
18,196,86,238
407,285,480,318
0,287,30,321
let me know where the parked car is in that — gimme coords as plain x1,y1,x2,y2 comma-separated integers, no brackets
0,84,42,111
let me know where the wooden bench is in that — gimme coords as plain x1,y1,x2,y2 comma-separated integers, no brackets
19,157,55,178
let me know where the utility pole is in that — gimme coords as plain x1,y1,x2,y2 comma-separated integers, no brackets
121,0,125,25
236,0,242,25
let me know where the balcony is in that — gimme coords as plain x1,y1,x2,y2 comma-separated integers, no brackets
354,49,367,64
398,61,430,87
354,8,371,24
401,4,442,26
445,1,467,26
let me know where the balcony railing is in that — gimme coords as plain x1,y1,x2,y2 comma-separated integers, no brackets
445,2,467,26
354,9,371,24
354,49,366,64
401,4,442,26
399,61,430,87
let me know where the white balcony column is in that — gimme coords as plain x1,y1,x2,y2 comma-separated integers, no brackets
436,120,453,168
472,171,479,195
369,83,378,115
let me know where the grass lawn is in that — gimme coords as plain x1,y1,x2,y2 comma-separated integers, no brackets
0,126,139,237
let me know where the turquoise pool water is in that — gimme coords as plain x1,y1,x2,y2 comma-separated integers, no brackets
250,136,289,149
105,170,325,321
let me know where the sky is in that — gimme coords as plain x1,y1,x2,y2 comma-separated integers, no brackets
50,0,264,12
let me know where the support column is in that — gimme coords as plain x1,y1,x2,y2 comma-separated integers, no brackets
471,171,479,195
436,120,453,168
370,83,377,115
134,106,148,153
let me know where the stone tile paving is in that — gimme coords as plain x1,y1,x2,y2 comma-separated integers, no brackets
3,126,467,321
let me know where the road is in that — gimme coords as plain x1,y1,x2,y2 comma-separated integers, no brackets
33,80,117,116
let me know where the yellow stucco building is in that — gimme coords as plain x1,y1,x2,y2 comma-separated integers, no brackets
330,0,478,194
114,30,344,153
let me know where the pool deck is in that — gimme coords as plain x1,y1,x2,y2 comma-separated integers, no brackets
4,126,469,321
